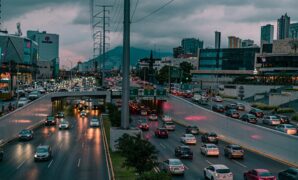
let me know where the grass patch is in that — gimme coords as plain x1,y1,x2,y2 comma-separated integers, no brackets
277,108,295,114
251,102,277,110
102,114,137,180
285,88,298,91
219,94,238,99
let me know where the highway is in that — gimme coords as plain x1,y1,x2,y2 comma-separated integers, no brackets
0,106,108,180
132,116,289,179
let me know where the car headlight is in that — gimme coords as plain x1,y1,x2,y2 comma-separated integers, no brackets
215,173,219,177
34,154,37,158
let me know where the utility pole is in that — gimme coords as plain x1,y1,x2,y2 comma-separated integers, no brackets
121,0,130,129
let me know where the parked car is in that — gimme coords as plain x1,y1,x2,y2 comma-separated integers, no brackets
181,134,197,145
59,120,70,130
34,145,52,161
159,159,185,175
45,116,57,126
212,96,223,102
155,128,168,138
225,103,237,110
278,168,298,180
224,144,244,159
225,109,240,119
212,104,225,113
163,121,176,131
18,129,34,141
237,103,245,111
275,124,297,135
241,113,258,124
200,144,220,156
162,115,172,122
185,125,199,135
148,114,158,121
90,118,100,127
276,115,290,124
17,97,30,107
201,132,219,144
175,146,193,159
244,169,276,180
249,108,264,118
262,115,281,126
204,164,233,180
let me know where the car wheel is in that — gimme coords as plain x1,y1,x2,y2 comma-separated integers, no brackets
244,175,247,180
228,154,232,159
211,177,214,180
203,171,207,179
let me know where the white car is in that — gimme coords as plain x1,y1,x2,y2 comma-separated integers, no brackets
163,121,176,131
28,91,41,100
162,115,172,122
90,118,100,127
204,164,233,180
80,111,87,117
181,134,196,145
140,110,147,116
262,115,281,125
159,159,185,175
149,114,158,121
59,120,70,130
200,144,220,156
17,97,30,107
212,96,223,102
275,124,297,135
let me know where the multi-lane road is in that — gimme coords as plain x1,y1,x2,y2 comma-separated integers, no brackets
0,107,108,180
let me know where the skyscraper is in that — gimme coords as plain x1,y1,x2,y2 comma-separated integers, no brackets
242,39,254,47
261,24,274,44
181,38,204,56
228,36,242,48
290,23,298,39
277,13,290,40
215,31,221,49
173,46,184,58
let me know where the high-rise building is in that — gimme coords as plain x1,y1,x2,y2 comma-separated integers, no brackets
228,36,242,48
277,13,290,40
27,30,59,78
173,46,184,58
261,24,274,44
242,39,254,48
215,31,221,49
290,23,298,39
181,38,204,56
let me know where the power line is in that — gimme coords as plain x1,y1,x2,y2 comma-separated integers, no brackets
132,0,175,23
130,0,139,21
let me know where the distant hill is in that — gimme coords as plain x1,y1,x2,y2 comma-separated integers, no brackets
101,46,172,69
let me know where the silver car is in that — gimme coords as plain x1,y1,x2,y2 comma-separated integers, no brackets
275,124,297,135
159,159,185,175
262,115,281,125
163,121,176,131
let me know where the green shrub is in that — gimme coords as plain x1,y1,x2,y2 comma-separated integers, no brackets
251,103,277,110
219,94,238,99
292,113,298,122
277,108,295,114
137,171,171,180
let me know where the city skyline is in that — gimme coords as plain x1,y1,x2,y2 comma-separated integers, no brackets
2,0,298,67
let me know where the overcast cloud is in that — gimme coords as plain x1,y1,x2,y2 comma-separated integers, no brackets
2,0,298,67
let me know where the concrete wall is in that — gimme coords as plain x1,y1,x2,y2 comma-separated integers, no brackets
268,91,298,106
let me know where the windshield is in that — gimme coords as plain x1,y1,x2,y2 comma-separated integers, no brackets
20,130,30,134
216,169,231,173
170,160,182,165
92,119,98,122
37,148,48,153
259,172,273,177
232,146,242,150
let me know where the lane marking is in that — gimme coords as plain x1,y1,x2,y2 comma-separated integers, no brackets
232,160,247,168
77,158,81,167
206,160,212,165
48,160,54,168
153,167,160,172
159,143,166,149
17,160,25,169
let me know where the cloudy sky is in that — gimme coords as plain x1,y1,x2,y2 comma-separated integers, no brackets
2,0,298,68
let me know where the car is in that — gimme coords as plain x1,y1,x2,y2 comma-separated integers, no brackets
225,103,238,110
174,146,193,159
59,120,70,130
18,129,34,141
262,115,281,126
139,122,149,131
55,112,64,119
237,103,245,111
204,164,233,180
28,91,41,100
140,110,148,116
185,125,199,135
15,89,26,97
148,114,158,121
225,109,240,119
90,118,100,127
163,121,176,131
224,144,244,159
180,134,197,145
80,110,87,117
244,169,276,180
0,148,3,161
201,132,219,144
276,115,290,124
198,98,209,105
159,159,185,175
278,168,298,180
275,124,297,135
34,145,52,161
212,96,223,102
155,128,168,138
249,108,264,118
17,97,30,107
162,115,172,122
212,104,225,113
200,143,220,156
241,114,258,124
45,116,57,126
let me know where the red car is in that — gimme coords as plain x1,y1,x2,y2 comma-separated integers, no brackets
244,169,276,180
155,128,168,138
139,123,149,131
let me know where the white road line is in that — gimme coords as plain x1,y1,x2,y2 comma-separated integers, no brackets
77,158,81,167
48,160,54,168
206,160,212,165
159,143,166,149
232,160,247,168
17,160,25,169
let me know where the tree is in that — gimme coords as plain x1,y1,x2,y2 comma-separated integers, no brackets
116,134,158,175
156,65,170,84
179,62,194,83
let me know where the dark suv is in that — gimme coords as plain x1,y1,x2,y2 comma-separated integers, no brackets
201,132,218,144
278,168,298,180
249,108,264,118
34,145,52,161
241,113,257,124
276,115,290,124
225,109,240,119
155,128,168,138
45,116,57,126
212,104,225,113
18,129,34,141
175,146,193,159
225,103,237,110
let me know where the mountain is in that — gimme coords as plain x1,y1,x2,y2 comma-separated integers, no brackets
102,46,172,69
